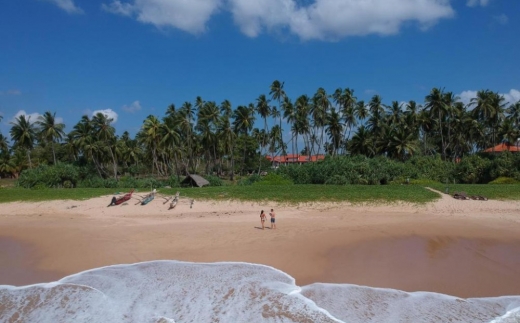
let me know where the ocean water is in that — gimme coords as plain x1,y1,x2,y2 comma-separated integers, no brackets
1,261,519,323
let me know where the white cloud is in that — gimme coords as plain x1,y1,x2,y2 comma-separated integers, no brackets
466,0,490,7
121,100,142,113
457,90,477,106
10,110,42,124
102,0,454,40
92,109,119,123
0,89,21,96
42,0,84,14
503,89,520,106
457,89,520,107
493,14,508,25
102,0,222,34
228,0,455,40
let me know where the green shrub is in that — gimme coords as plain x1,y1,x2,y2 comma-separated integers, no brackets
253,173,293,186
238,174,262,186
63,180,74,188
488,177,520,184
206,175,223,187
325,175,349,185
409,179,442,186
18,164,79,188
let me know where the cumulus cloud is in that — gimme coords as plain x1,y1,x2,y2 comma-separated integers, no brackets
493,14,508,25
10,110,42,124
457,89,520,107
121,100,142,113
102,0,454,40
102,0,222,34
92,109,119,123
42,0,84,14
228,0,455,40
466,0,490,7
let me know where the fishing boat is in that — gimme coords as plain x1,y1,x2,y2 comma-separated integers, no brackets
141,193,155,205
141,189,156,206
108,189,134,206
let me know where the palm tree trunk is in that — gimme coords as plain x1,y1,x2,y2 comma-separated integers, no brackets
51,142,57,165
27,150,32,168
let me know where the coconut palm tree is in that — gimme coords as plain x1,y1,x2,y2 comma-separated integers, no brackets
218,101,237,179
9,114,36,168
36,111,65,165
233,105,256,174
138,115,163,176
0,133,8,153
326,107,343,156
270,80,286,155
255,94,271,173
425,88,447,158
348,126,373,157
92,112,118,178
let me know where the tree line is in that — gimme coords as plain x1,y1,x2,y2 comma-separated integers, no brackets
1,81,519,182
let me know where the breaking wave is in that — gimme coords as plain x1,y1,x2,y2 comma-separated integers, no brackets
1,261,519,323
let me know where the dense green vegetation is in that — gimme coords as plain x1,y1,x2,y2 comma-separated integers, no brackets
0,185,441,204
1,81,519,189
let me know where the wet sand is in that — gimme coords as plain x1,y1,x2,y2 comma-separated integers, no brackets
1,190,520,298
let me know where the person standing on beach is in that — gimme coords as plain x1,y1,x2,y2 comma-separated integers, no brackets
269,209,276,229
260,210,267,230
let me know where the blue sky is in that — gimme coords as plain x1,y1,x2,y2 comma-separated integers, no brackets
0,0,519,139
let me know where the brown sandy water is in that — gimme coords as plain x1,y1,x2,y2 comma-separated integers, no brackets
0,237,63,286
324,236,520,298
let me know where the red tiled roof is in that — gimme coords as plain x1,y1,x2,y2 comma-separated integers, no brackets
265,154,325,163
484,143,520,153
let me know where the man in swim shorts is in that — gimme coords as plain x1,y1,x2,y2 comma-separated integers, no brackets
269,209,276,229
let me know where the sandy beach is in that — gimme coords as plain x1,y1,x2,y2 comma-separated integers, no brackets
1,190,519,298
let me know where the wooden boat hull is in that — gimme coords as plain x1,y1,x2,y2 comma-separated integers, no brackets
141,195,154,205
115,190,134,205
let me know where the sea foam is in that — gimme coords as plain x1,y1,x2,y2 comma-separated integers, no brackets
0,261,519,323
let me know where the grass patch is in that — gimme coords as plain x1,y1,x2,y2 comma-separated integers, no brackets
0,188,128,203
428,184,520,200
0,185,441,204
170,185,439,204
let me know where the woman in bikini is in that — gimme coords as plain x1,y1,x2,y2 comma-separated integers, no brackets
260,210,267,230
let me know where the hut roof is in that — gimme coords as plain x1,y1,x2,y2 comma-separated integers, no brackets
181,174,210,187
484,143,520,153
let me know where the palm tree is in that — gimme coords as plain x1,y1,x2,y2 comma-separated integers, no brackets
0,133,8,153
312,88,330,156
367,95,385,154
233,105,255,174
425,88,447,158
10,114,36,168
270,80,286,155
36,111,65,165
138,115,163,176
348,126,373,157
326,107,343,156
282,97,295,154
91,112,118,178
506,101,520,129
219,100,237,179
255,94,271,173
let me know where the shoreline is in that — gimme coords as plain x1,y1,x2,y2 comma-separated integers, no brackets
1,193,520,298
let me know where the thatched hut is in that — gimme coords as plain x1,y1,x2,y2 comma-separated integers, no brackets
181,174,210,187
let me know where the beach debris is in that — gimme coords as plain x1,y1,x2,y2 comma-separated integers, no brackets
452,192,469,200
